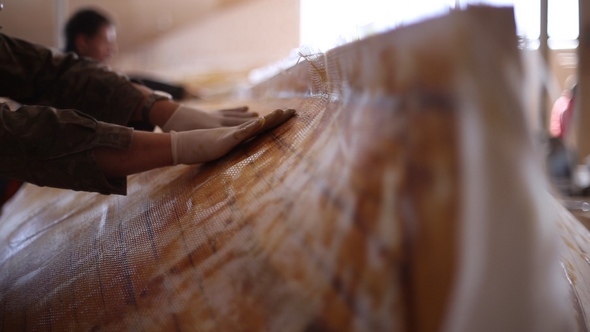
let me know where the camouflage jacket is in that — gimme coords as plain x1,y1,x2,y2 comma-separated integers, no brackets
0,33,147,195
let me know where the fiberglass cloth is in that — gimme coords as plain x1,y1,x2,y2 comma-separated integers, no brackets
0,6,586,332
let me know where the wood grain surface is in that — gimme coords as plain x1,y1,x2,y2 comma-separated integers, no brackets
0,6,586,332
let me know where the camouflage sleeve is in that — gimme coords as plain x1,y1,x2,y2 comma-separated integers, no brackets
0,33,145,126
0,103,133,195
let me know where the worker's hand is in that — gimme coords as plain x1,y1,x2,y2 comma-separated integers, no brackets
162,104,258,132
170,108,295,165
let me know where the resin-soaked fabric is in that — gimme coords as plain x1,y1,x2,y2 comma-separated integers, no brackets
0,6,585,331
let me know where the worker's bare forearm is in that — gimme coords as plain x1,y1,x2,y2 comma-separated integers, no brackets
130,83,179,126
93,131,173,177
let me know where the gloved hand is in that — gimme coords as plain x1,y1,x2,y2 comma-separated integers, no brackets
170,108,295,165
162,104,258,132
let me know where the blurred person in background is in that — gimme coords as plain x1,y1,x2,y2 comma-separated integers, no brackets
547,76,577,184
550,76,577,140
64,7,201,101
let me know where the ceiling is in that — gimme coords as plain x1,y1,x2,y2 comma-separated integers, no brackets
0,0,254,52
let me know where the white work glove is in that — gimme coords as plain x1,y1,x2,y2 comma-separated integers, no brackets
170,108,295,165
162,104,258,132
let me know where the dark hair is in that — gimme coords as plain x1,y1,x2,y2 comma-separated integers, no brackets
64,8,112,53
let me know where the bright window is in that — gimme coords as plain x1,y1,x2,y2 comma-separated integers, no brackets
300,0,578,51
548,0,579,49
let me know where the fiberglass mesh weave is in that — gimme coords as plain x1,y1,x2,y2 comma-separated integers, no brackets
0,6,587,332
